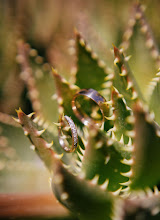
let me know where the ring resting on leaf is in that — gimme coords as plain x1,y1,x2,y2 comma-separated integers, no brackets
58,115,78,153
72,88,106,127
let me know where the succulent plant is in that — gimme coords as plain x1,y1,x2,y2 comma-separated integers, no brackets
1,1,160,220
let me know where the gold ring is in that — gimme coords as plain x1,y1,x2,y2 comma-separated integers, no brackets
58,115,78,153
72,89,106,126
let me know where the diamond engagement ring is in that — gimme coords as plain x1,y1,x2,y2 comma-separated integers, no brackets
58,115,78,153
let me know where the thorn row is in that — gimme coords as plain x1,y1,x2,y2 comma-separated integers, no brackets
17,41,42,114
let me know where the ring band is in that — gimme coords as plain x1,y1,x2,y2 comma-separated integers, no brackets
72,89,106,126
58,115,78,153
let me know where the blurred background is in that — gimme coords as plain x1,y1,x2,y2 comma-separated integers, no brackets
0,0,160,217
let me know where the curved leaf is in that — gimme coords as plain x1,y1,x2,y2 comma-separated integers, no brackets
52,160,115,220
130,103,160,189
113,46,144,107
82,125,131,192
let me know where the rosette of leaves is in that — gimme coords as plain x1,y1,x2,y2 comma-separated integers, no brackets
2,2,160,220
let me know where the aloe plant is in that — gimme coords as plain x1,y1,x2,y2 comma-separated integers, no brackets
1,2,160,220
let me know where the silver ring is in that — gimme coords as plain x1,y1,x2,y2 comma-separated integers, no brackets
72,89,106,126
58,115,78,153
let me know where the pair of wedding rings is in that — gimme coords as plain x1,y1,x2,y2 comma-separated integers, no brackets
58,89,106,152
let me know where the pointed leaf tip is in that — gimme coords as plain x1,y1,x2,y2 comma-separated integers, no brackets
52,67,58,75
16,107,25,119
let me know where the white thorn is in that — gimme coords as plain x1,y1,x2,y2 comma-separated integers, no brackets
111,187,122,196
151,207,160,216
38,118,45,127
131,91,138,100
51,94,57,100
12,117,20,123
156,71,160,76
108,126,117,132
57,97,63,105
105,114,116,121
141,24,148,33
27,112,35,118
117,93,123,99
63,126,70,131
153,186,159,195
58,106,64,115
146,38,154,49
151,48,158,59
62,163,71,169
36,129,45,136
119,48,124,53
150,81,157,87
120,69,127,76
76,160,82,167
126,81,133,90
24,130,29,136
104,74,114,81
91,52,98,59
98,60,106,68
79,38,85,46
126,106,132,111
69,84,79,90
102,81,112,88
125,130,135,138
95,140,103,149
120,180,131,186
124,55,132,61
121,158,133,165
105,100,113,105
53,122,61,127
127,137,132,147
30,145,35,150
79,147,85,155
119,134,124,144
100,179,109,190
120,186,130,192
75,166,82,172
111,131,116,140
123,29,133,40
90,175,99,185
152,77,160,82
145,187,153,197
55,153,63,160
121,146,134,152
126,115,135,124
105,155,110,164
77,151,83,161
46,141,53,148
121,169,133,177
33,116,40,123
81,136,87,147
107,139,114,146
60,192,69,201
114,57,120,66
145,112,155,123
85,44,92,52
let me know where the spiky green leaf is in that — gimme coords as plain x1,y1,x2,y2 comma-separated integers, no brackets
75,32,111,96
52,161,115,220
113,46,143,107
130,103,160,189
147,71,160,126
82,125,131,192
111,87,132,144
